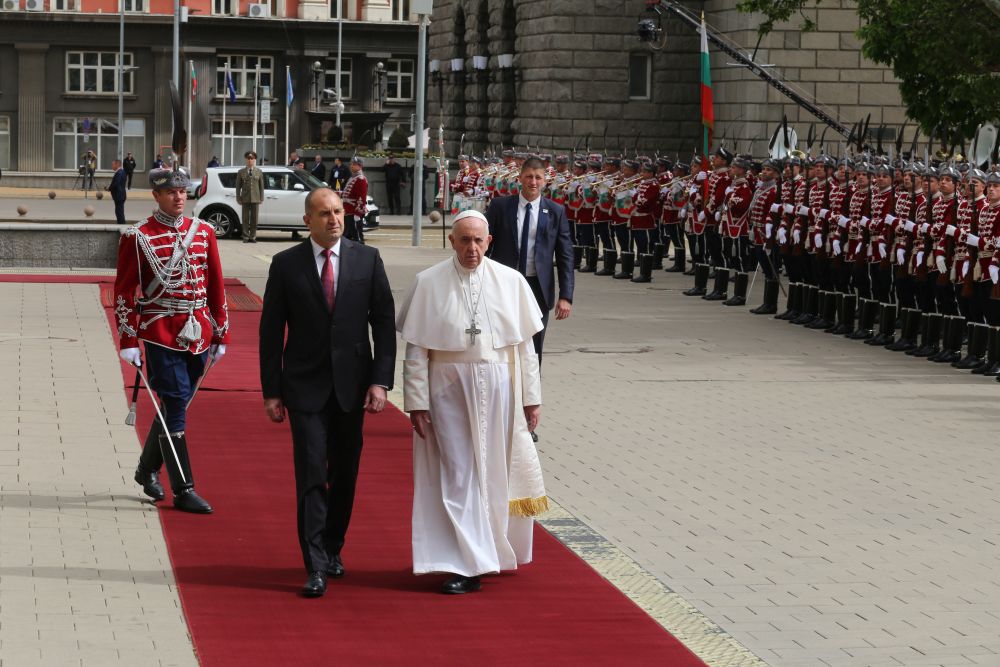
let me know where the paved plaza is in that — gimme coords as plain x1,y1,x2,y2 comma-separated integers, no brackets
2,230,999,666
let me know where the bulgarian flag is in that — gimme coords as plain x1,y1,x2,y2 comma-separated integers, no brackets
190,61,197,99
699,12,713,167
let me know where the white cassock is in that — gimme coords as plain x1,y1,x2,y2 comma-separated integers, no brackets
397,256,547,577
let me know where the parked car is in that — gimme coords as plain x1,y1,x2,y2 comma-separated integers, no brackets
193,166,379,238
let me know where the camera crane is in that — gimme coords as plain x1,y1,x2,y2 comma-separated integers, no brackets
637,0,850,139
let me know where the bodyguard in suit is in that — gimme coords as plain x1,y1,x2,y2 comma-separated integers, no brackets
123,152,136,189
486,156,575,359
259,187,396,598
235,150,265,243
108,159,128,225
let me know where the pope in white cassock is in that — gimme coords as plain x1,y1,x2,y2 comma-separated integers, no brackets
396,210,549,595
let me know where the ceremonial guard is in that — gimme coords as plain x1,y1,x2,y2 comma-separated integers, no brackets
611,159,640,278
927,164,963,361
884,162,925,350
682,158,709,294
978,172,1000,375
801,156,835,328
628,161,660,283
117,168,230,514
341,156,369,243
908,166,944,355
663,160,689,273
949,168,989,367
775,155,807,320
748,159,782,314
576,157,602,272
699,147,734,300
862,163,897,344
594,156,622,276
714,155,754,305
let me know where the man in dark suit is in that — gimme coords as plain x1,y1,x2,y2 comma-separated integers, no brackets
259,187,396,599
486,156,575,359
108,159,128,225
123,152,136,189
310,155,327,182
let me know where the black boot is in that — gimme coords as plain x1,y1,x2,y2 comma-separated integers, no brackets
792,285,819,324
931,316,964,363
580,246,598,273
703,268,730,301
572,245,584,271
807,291,835,329
887,308,920,351
975,327,1000,375
159,433,213,514
775,283,800,320
683,264,709,296
954,322,988,369
824,293,845,333
652,243,665,270
631,253,654,283
848,299,877,339
866,303,896,345
723,272,748,306
683,253,697,276
912,313,943,358
749,279,779,314
665,247,686,273
595,249,618,276
134,420,165,501
614,251,635,279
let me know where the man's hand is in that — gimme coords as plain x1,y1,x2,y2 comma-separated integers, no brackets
410,410,432,438
524,405,541,432
555,298,572,320
264,398,285,423
119,347,141,366
363,385,387,414
209,344,226,362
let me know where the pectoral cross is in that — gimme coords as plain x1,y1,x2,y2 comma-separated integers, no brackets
465,321,482,345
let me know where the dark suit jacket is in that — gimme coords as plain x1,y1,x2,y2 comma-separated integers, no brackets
311,162,326,182
109,168,127,202
486,195,575,311
259,238,396,413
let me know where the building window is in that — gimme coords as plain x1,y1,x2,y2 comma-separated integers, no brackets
391,0,409,21
0,117,10,170
385,58,414,102
216,55,273,99
213,0,235,15
323,57,353,101
628,52,651,100
329,0,349,19
66,51,134,95
211,119,277,168
121,0,145,11
52,0,80,9
52,117,145,171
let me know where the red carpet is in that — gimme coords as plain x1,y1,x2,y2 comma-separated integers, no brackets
16,274,706,666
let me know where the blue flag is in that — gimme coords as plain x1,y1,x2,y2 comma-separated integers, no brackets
225,70,237,103
286,69,294,108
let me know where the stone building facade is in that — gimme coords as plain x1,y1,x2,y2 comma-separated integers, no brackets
426,0,908,159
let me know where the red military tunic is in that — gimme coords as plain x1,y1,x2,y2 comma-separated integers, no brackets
931,193,961,279
845,186,871,263
703,167,732,229
788,176,809,248
723,177,752,238
749,180,779,246
890,187,914,265
825,178,850,253
980,201,1000,278
341,171,369,218
114,211,230,354
805,178,828,254
629,177,659,231
953,195,988,281
868,185,894,264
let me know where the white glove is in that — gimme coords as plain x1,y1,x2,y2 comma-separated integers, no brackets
784,203,794,215
990,265,999,284
797,205,810,216
696,171,707,182
725,186,733,195
946,224,957,238
814,233,823,248
958,260,968,280
860,216,870,228
119,347,141,366
819,208,830,219
904,221,915,233
896,248,906,265
792,229,801,244
921,223,930,233
966,233,980,247
878,242,887,257
714,211,721,221
689,186,698,196
210,344,227,361
777,228,788,244
679,208,688,220
935,256,947,273
838,215,849,228
629,188,637,197
765,222,773,238
916,251,924,267
832,240,842,256
885,214,896,225
698,211,706,222
770,203,780,214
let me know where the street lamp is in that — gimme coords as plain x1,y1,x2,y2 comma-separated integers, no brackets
311,60,323,112
373,61,387,112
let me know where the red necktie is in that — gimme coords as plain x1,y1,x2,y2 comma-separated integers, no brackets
321,248,335,312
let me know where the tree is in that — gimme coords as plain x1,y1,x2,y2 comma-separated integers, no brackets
736,0,1000,148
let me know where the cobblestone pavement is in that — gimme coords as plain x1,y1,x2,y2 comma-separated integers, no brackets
4,233,1000,666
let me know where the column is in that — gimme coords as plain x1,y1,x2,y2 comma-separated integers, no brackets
15,44,47,172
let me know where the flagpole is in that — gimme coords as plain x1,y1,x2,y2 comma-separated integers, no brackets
284,65,290,165
222,66,228,166
187,59,193,172
252,62,259,153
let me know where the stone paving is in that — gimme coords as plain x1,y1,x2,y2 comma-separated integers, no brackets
3,232,1000,666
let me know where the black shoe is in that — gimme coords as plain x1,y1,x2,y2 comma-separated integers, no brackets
441,575,481,595
134,467,165,502
302,571,327,598
173,488,213,514
250,239,257,243
530,431,538,443
327,555,345,578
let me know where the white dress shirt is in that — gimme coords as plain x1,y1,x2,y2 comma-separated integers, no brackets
310,237,341,285
516,194,542,277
